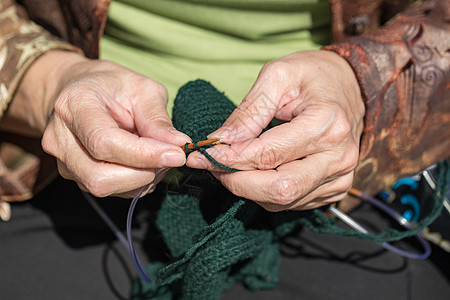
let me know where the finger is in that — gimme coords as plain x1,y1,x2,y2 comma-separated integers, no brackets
57,159,160,198
208,61,300,144
271,170,354,211
294,192,349,211
109,183,157,199
0,201,11,221
219,171,352,212
44,121,160,198
187,106,349,171
74,169,158,199
186,150,233,172
212,155,354,211
132,83,191,146
213,155,327,204
56,159,92,193
120,168,172,198
57,150,158,198
58,100,187,168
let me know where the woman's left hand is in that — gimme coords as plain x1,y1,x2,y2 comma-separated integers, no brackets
186,50,365,211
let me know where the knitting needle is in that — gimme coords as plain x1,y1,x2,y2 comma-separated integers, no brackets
183,138,221,150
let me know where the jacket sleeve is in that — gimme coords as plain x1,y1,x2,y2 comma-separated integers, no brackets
0,0,80,120
324,0,450,195
0,0,80,204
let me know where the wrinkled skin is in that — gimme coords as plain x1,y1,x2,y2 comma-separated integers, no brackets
4,50,364,208
4,51,190,198
187,50,365,211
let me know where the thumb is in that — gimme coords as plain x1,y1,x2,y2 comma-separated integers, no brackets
208,61,296,144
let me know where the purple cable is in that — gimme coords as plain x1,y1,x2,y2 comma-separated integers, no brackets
85,167,172,283
356,189,431,259
126,167,172,282
91,169,432,283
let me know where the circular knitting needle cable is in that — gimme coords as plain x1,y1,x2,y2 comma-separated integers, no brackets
126,167,172,282
84,167,172,283
86,139,223,282
126,138,220,281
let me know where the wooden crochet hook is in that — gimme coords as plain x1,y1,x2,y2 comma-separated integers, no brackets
183,138,221,151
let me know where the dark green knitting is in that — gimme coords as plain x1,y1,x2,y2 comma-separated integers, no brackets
132,80,447,300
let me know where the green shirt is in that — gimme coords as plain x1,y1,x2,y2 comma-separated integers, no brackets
100,0,331,114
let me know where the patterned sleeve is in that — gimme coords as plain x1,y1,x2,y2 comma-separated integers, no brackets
0,0,81,120
0,0,82,207
324,0,450,195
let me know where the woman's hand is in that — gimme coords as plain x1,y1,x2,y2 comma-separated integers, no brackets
4,51,190,198
187,50,365,211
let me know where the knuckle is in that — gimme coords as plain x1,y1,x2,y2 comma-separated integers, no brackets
233,103,252,120
145,80,169,103
256,146,279,169
41,131,55,156
346,146,360,170
84,175,111,198
340,145,359,173
52,96,65,116
262,60,291,79
106,61,123,71
222,176,241,197
98,60,119,70
335,174,354,194
329,110,352,142
268,177,302,206
87,130,111,160
155,82,169,99
53,88,72,117
145,114,171,127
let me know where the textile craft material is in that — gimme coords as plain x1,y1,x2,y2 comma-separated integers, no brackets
132,80,448,300
182,142,238,174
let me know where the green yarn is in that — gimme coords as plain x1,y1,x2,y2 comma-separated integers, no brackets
184,142,239,173
172,80,236,142
156,193,208,257
132,80,448,300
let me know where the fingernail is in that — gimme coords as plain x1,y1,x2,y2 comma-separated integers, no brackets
0,202,11,221
209,127,231,141
160,151,186,167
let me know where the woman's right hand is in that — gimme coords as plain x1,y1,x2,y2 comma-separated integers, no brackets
5,50,191,198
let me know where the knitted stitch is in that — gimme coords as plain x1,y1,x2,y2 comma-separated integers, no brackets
172,80,236,142
132,80,447,300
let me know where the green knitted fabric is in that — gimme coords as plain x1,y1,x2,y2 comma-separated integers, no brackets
131,80,448,300
172,80,236,142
